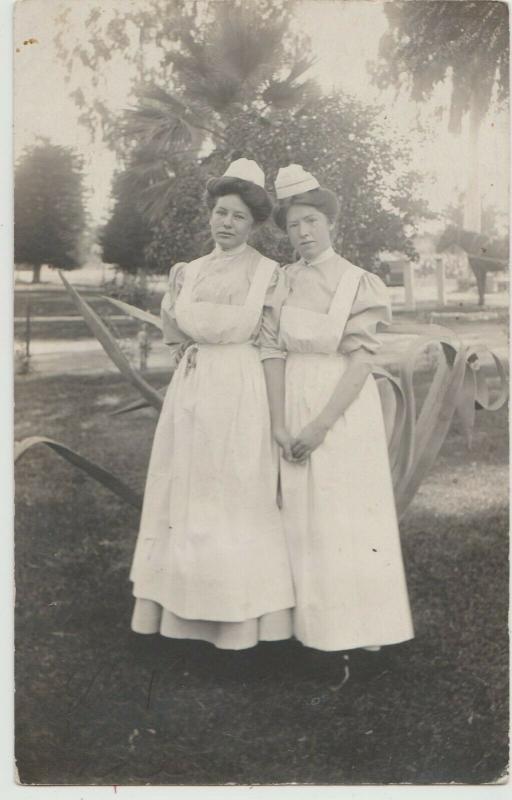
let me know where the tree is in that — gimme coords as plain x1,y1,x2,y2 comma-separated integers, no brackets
142,94,430,272
14,142,87,283
100,171,152,273
55,0,316,159
72,1,427,273
372,1,509,232
121,1,318,220
57,0,321,266
142,159,211,272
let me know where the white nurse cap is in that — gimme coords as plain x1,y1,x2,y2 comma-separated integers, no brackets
274,164,320,199
222,158,265,188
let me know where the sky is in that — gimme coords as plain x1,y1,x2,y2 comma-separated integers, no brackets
13,0,510,226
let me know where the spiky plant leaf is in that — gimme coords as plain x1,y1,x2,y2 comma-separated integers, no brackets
474,349,509,410
110,390,167,416
396,341,468,518
59,271,163,410
454,345,508,447
14,437,142,510
456,359,477,448
102,297,163,330
373,367,406,478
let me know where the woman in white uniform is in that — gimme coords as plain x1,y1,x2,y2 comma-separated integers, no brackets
273,165,414,653
129,159,295,651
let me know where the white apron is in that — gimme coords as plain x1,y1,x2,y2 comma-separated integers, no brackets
279,264,414,651
130,254,295,641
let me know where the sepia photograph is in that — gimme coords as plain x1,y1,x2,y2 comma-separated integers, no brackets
12,0,510,788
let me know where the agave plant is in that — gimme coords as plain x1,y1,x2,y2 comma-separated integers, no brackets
14,272,508,522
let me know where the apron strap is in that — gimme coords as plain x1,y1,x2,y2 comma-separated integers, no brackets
244,256,278,314
178,255,209,305
327,262,364,341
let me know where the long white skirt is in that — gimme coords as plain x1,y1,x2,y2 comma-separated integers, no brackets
130,343,295,650
280,352,414,652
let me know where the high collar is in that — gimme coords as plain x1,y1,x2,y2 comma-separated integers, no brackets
212,242,248,259
301,246,335,267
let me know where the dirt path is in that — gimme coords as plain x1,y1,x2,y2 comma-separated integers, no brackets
18,324,508,378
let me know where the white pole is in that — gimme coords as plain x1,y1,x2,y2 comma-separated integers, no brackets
403,262,416,311
435,256,446,307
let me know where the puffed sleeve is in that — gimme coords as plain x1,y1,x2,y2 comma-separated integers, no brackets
161,262,190,346
339,271,391,358
258,265,288,361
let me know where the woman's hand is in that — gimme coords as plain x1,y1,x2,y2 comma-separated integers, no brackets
291,419,329,462
272,427,295,462
171,341,192,371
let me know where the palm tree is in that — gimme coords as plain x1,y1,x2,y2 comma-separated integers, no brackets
122,1,319,222
373,1,509,233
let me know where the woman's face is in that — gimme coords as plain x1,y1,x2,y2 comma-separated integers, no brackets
209,194,254,251
286,203,333,262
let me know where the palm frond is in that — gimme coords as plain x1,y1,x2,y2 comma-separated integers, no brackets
286,54,319,84
124,85,225,159
136,178,180,224
124,104,200,157
121,151,173,187
262,77,320,111
215,5,288,81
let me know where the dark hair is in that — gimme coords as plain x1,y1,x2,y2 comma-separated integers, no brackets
206,176,273,224
272,187,339,231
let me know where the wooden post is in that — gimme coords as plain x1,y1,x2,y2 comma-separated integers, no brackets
403,261,416,311
435,256,446,307
25,299,31,359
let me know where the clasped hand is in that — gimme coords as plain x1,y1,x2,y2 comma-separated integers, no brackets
273,420,329,464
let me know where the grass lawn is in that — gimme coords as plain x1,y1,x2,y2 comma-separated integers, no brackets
14,371,508,785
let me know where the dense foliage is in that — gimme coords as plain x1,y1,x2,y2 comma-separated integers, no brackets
372,1,509,133
100,171,152,273
14,143,87,282
144,96,429,272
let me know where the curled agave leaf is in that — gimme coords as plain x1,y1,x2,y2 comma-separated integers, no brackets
59,271,163,411
15,437,142,510
102,297,163,330
373,367,406,481
473,348,508,412
395,342,468,519
110,391,166,416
